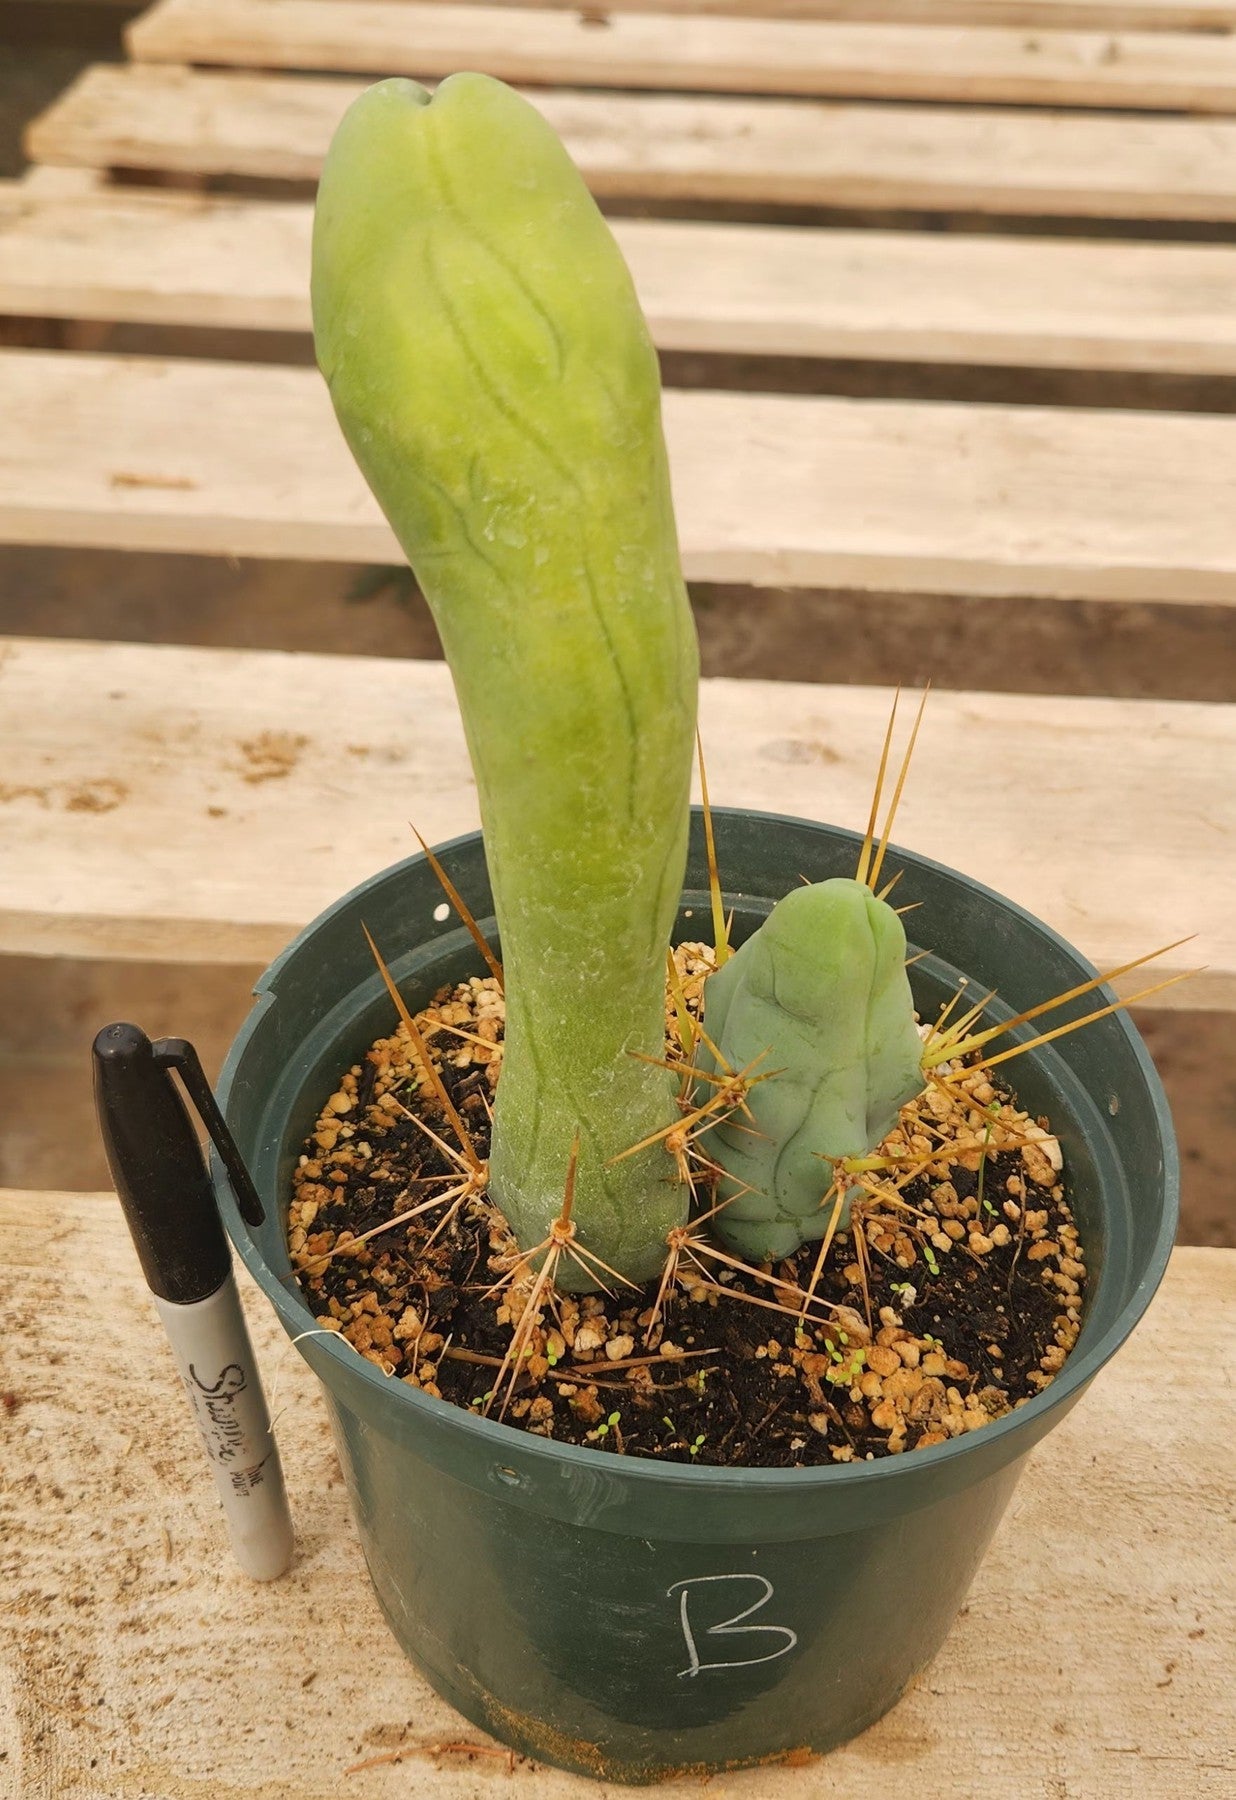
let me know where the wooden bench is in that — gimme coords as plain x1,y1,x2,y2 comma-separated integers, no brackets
2,1,1234,1792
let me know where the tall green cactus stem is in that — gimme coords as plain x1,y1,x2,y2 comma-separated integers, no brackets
698,880,926,1264
312,74,698,1286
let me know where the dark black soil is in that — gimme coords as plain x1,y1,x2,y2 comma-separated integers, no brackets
287,972,1086,1468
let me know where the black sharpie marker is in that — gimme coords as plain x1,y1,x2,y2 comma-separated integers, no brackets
93,1023,294,1581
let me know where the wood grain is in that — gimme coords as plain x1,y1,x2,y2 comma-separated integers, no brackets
333,0,1236,25
5,349,1236,603
2,1194,1231,1797
125,0,1236,112
0,636,1229,1003
26,62,1236,218
27,0,1236,19
7,181,1236,374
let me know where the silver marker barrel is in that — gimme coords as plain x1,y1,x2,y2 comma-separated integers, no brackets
153,1282,294,1582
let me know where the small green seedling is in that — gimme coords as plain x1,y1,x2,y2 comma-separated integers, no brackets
975,1101,1000,1217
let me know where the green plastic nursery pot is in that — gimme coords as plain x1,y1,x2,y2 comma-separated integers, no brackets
214,810,1177,1785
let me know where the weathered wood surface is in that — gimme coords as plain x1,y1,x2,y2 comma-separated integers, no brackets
0,636,1229,1002
7,180,1236,375
6,350,1236,603
27,0,1236,18
125,0,1236,112
150,0,1236,24
27,63,1236,219
2,1200,1231,1798
181,0,1236,24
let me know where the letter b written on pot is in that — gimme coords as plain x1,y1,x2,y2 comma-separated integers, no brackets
667,1573,798,1680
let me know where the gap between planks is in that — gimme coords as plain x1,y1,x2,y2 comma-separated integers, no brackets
4,180,1236,373
3,349,1236,603
125,0,1236,113
24,61,1236,220
0,635,1230,1001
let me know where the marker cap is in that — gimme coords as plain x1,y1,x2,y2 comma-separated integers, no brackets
93,1022,231,1305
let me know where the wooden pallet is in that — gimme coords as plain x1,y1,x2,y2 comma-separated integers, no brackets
3,1,1235,1793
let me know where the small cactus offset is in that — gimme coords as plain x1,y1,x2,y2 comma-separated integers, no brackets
697,880,926,1263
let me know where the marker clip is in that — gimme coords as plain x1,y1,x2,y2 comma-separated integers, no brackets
152,1036,265,1228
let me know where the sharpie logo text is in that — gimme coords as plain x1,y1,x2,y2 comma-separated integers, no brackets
188,1361,249,1463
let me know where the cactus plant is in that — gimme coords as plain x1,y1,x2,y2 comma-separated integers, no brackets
311,69,941,1295
695,879,926,1263
312,73,697,1287
309,67,1186,1326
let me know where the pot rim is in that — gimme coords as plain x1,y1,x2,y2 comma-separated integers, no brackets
217,808,1179,1497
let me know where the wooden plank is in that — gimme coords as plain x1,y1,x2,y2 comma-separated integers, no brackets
26,63,1236,220
5,349,1236,604
38,0,1236,17
4,1199,1232,1798
9,165,102,198
126,0,1236,114
6,183,1236,373
248,0,1236,27
0,636,1230,1001
28,0,1236,18
0,184,315,331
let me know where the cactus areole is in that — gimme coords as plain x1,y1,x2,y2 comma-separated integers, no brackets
311,74,699,1286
